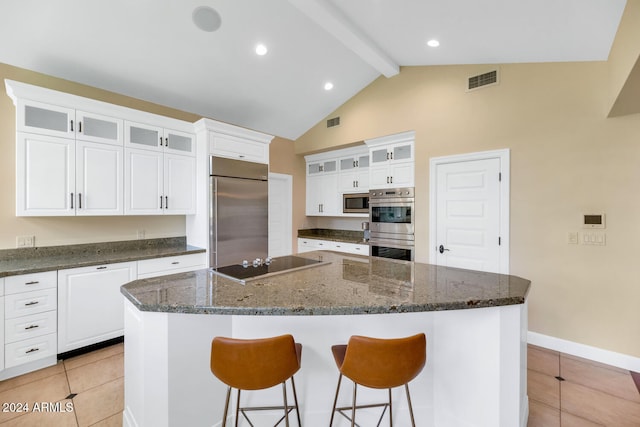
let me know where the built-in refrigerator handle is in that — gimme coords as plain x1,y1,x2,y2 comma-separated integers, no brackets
210,177,218,268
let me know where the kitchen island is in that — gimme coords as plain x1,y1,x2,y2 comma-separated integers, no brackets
121,251,530,427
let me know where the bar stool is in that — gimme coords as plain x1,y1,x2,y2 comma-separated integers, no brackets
329,333,426,427
210,334,302,427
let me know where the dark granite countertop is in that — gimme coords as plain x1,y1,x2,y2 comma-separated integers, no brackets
298,228,368,245
0,237,205,277
121,251,530,316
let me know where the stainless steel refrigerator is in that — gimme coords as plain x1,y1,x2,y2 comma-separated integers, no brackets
210,157,268,268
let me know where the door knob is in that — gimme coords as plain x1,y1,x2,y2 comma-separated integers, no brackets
438,245,450,254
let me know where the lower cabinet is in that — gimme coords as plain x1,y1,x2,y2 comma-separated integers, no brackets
137,253,207,279
57,262,137,353
3,271,57,372
297,238,368,256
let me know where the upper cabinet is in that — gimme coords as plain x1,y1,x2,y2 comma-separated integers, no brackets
125,121,195,156
337,148,370,193
6,79,196,217
17,100,123,145
365,131,415,189
195,118,273,165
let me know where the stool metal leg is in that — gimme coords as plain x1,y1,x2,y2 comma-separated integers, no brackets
405,383,416,427
290,376,302,427
235,389,241,427
388,388,393,426
222,386,231,427
351,383,357,427
282,382,290,427
329,373,343,426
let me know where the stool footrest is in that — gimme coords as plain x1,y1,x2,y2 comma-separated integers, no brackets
335,403,389,427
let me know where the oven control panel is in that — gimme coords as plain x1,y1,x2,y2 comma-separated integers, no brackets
370,187,414,198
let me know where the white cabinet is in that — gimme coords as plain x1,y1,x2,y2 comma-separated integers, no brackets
4,271,57,369
196,118,273,164
306,174,339,216
16,133,123,216
0,278,4,373
365,131,415,189
338,150,370,193
297,238,368,256
76,140,123,215
305,155,340,216
125,121,195,156
124,148,196,215
57,262,137,353
7,80,197,217
16,133,75,216
137,253,207,279
16,99,123,145
210,133,269,163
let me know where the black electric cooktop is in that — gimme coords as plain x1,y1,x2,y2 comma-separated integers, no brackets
212,255,329,284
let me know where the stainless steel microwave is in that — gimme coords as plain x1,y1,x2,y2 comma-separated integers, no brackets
343,193,369,213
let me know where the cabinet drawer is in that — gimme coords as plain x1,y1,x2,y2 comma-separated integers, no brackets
5,288,57,319
5,333,57,369
137,253,206,277
333,242,369,255
5,310,57,344
5,271,57,295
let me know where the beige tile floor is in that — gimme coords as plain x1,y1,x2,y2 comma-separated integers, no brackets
0,343,123,427
0,342,638,426
528,344,640,427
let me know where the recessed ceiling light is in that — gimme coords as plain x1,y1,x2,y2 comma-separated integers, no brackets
427,39,440,47
192,6,222,32
324,82,334,91
255,44,268,56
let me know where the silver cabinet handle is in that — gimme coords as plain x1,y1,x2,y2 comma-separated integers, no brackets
97,266,107,270
171,261,180,265
78,121,82,133
70,120,74,132
78,193,82,209
25,281,39,285
25,348,39,354
24,301,39,306
160,196,163,209
25,324,39,330
165,196,168,209
70,193,74,209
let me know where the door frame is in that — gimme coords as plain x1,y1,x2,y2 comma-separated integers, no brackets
428,148,510,273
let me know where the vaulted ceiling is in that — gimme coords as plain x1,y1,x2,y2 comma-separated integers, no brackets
0,0,627,139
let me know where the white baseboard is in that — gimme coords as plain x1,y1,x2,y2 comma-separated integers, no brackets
528,331,640,372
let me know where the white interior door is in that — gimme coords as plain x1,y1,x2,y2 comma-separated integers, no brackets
430,150,509,274
268,173,293,257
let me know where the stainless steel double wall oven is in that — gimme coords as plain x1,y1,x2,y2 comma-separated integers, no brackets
369,187,415,261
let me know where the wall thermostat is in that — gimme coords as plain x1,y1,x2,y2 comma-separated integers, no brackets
582,213,605,229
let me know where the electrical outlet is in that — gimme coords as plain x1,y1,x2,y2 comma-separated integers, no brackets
16,235,35,248
567,232,579,244
137,230,146,239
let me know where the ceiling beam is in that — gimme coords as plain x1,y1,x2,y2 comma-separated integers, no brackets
288,0,399,78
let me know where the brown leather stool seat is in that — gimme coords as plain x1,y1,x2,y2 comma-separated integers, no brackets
329,333,426,427
210,334,302,427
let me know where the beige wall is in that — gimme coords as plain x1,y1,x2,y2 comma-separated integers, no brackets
0,63,301,250
268,137,306,251
295,61,640,358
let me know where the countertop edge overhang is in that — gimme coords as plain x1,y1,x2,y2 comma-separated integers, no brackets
0,237,206,277
121,251,531,316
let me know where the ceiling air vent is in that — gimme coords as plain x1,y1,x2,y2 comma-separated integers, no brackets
326,116,340,128
467,70,499,91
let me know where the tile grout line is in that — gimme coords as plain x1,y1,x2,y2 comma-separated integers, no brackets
63,360,81,427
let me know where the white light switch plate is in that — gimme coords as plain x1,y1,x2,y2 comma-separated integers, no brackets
582,232,606,246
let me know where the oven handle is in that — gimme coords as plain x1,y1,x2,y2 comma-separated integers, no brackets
369,239,415,250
